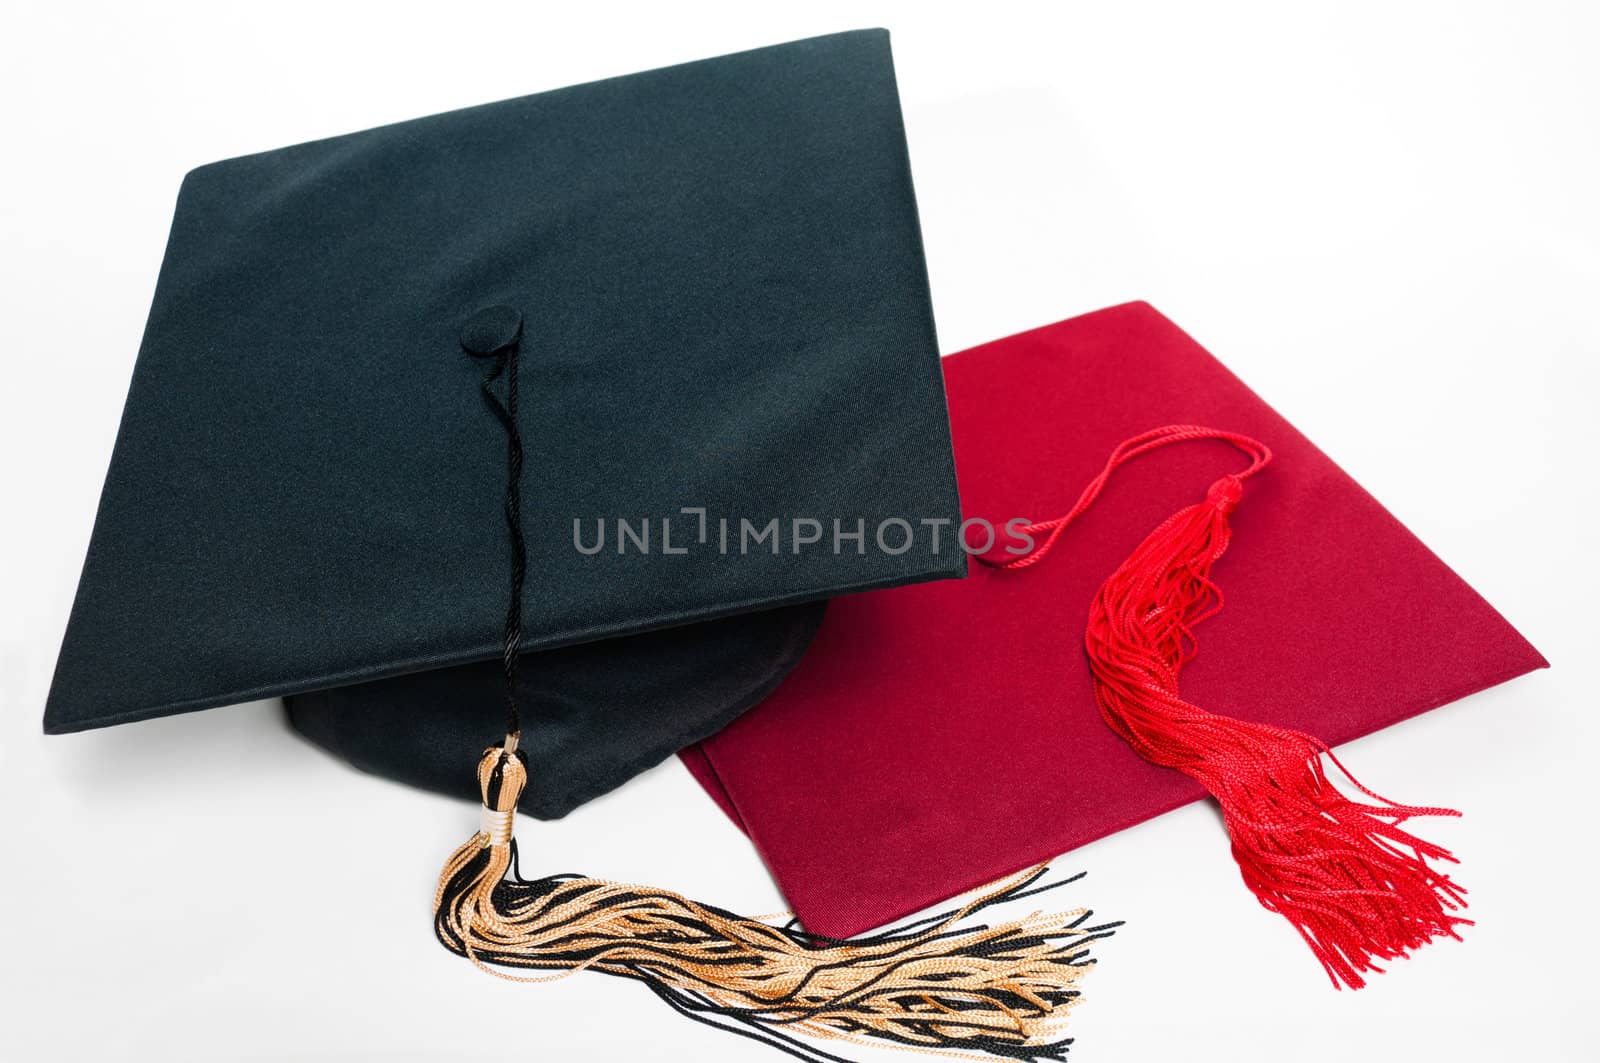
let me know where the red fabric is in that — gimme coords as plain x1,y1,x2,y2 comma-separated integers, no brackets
682,302,1547,940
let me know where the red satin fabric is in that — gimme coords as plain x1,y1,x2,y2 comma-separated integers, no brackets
682,302,1546,939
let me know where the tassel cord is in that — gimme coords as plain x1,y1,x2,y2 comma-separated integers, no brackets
982,425,1269,572
473,337,525,744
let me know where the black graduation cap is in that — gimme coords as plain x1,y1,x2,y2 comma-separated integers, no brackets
44,32,1115,1059
44,29,964,817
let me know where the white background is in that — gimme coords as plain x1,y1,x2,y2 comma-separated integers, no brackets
2,2,1593,1060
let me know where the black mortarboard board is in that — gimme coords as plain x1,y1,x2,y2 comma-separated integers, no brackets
44,29,963,819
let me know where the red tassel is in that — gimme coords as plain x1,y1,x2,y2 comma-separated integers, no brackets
984,425,1469,988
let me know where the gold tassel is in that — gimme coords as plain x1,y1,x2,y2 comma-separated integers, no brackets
445,323,1115,1057
434,740,1115,1061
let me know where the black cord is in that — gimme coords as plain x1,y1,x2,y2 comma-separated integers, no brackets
476,338,525,739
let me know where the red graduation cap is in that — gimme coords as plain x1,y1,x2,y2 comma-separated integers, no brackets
685,301,1546,985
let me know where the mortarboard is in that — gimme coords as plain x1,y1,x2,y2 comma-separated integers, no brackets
44,30,1117,1060
43,30,962,810
685,301,1547,985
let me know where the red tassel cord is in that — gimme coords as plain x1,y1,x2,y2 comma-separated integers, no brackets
980,425,1469,989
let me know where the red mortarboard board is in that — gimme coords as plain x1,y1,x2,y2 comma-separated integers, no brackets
684,301,1547,975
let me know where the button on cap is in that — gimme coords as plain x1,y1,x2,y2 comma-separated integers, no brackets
460,305,523,356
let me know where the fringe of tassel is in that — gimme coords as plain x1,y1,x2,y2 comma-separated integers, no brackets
1083,470,1470,988
435,745,1117,1062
